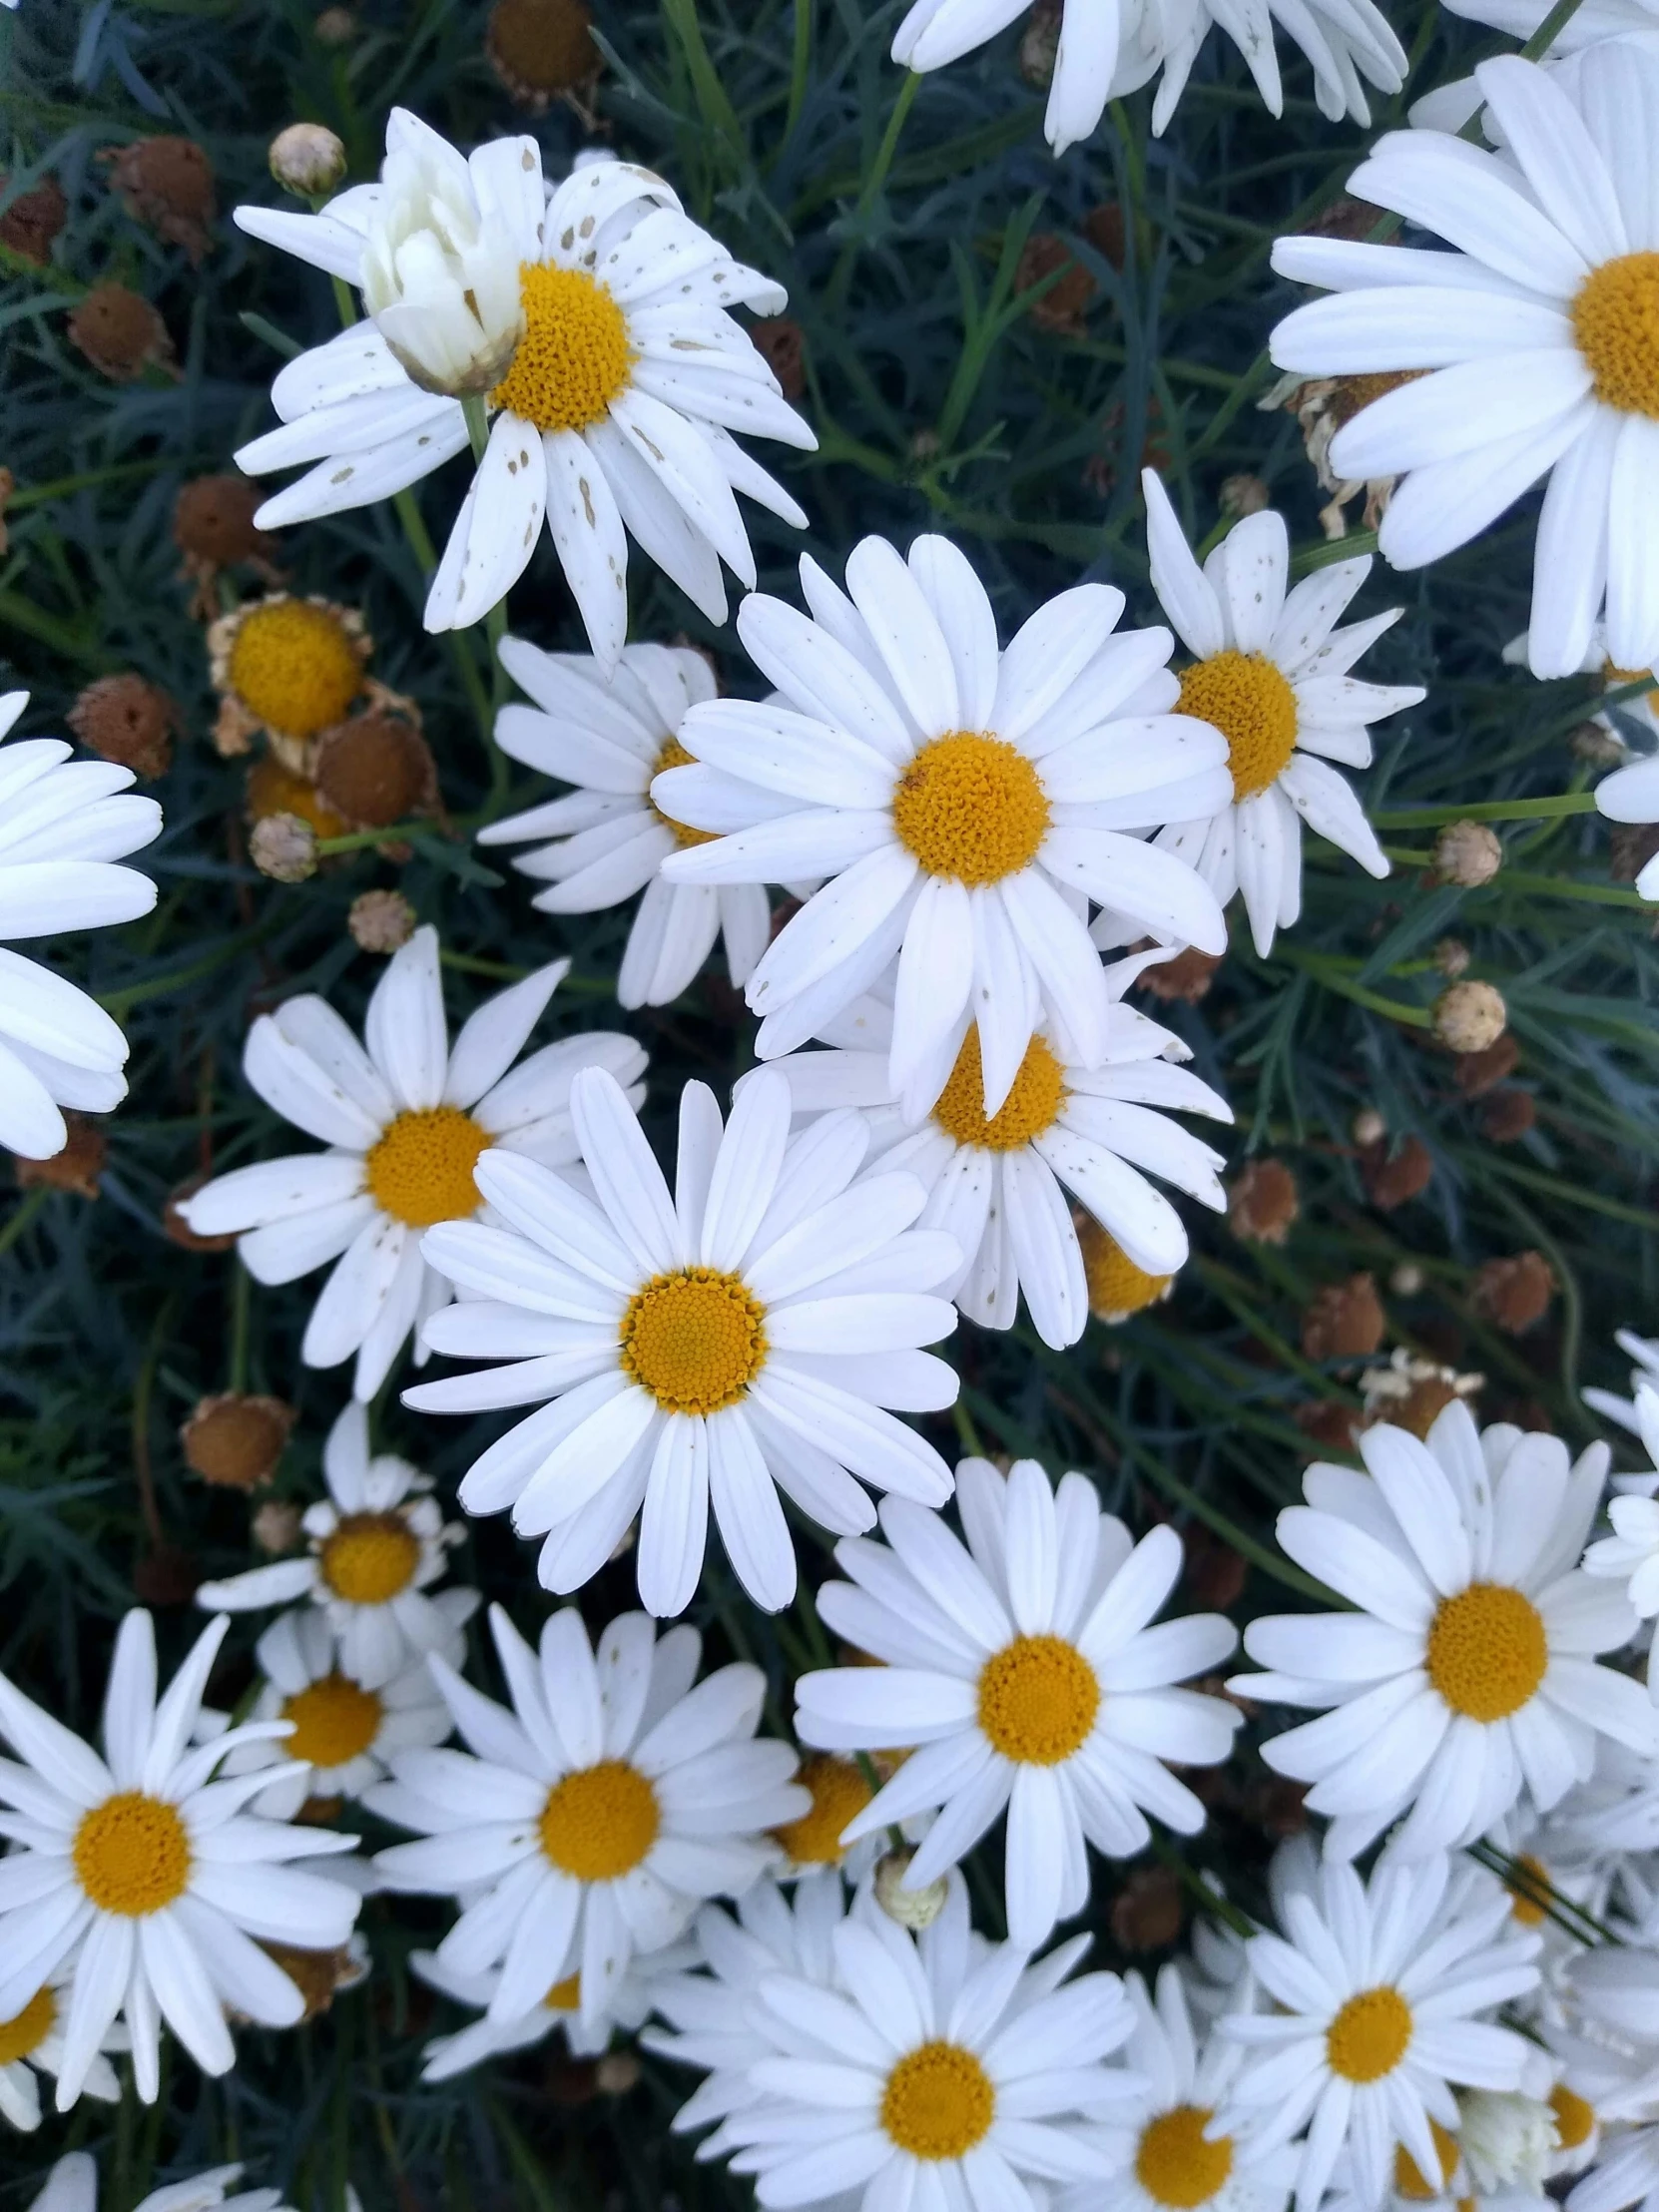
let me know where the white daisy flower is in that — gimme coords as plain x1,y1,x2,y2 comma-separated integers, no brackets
1133,472,1418,958
178,924,645,1399
651,534,1229,1120
234,116,813,660
717,1872,1134,2212
1058,1961,1299,2212
404,1064,961,1617
1586,1329,1659,1436
1582,1383,1659,1698
1231,1400,1659,1863
890,0,1405,151
1595,749,1659,900
30,2157,293,2212
1436,0,1656,62
0,1954,123,2132
1217,1851,1541,2212
764,958,1231,1348
1269,45,1659,680
195,1398,468,1688
479,635,776,1010
410,1927,693,2076
794,1455,1242,1948
368,1600,805,2034
0,1609,360,2108
0,690,162,1161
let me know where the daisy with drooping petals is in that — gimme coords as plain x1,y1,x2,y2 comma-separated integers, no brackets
480,635,777,1009
405,1064,961,1616
1232,1400,1659,1862
764,955,1231,1348
1133,473,1418,959
1586,1328,1659,1435
0,690,162,1160
234,116,813,660
1581,1383,1659,1697
410,1930,694,2077
795,1456,1242,1947
0,1954,124,2132
29,2157,292,2212
0,1609,360,2108
1217,1851,1541,2212
368,1601,806,2034
178,925,644,1398
195,1398,468,1687
653,533,1230,1117
1270,45,1659,679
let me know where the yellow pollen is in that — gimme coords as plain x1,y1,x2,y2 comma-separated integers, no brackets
880,2041,995,2160
545,1971,582,2012
976,1634,1100,1765
772,1754,873,1866
364,1106,490,1228
1177,650,1299,802
280,1673,384,1770
618,1266,768,1414
318,1511,422,1605
1326,1986,1411,2084
1425,1584,1547,1723
1551,2084,1596,2151
1394,2118,1459,2201
1079,1219,1173,1320
932,1028,1066,1151
539,1760,660,1881
227,600,362,739
489,262,633,433
73,1792,191,1918
1572,254,1659,419
650,735,719,848
0,1984,55,2065
890,731,1050,885
1504,1852,1550,1928
1135,2107,1235,2210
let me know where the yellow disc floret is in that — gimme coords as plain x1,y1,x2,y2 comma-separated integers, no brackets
538,1760,660,1881
976,1633,1100,1764
545,1972,582,2012
1425,1583,1548,1723
619,1267,768,1414
1326,1986,1412,2083
318,1511,422,1605
891,732,1050,885
280,1673,384,1770
1572,254,1659,419
932,1029,1066,1151
1394,2117,1459,2200
364,1106,490,1228
73,1791,192,1917
1135,2107,1235,2210
227,599,364,740
772,1754,874,1866
880,2041,995,2160
1504,1851,1551,1928
1551,2084,1596,2151
0,1983,55,2065
1177,650,1299,802
651,735,719,848
1078,1219,1173,1320
490,263,633,433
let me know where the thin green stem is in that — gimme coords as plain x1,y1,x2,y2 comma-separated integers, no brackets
784,0,813,148
1373,793,1599,828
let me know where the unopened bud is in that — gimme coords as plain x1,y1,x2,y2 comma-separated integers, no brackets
1434,979,1506,1055
1433,936,1470,979
1220,473,1270,518
270,123,346,200
1352,1108,1384,1149
874,1850,948,1930
348,888,416,953
250,810,318,882
1431,820,1502,887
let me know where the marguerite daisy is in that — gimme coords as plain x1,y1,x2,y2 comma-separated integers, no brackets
0,690,162,1161
410,1930,694,2076
405,1065,961,1616
0,1955,123,2132
234,116,813,661
0,1609,360,2107
1135,472,1418,958
653,533,1229,1116
1216,1851,1541,2212
368,1601,806,2033
178,924,644,1398
1581,1383,1659,1697
195,1397,469,1688
794,1455,1242,1947
1232,1400,1659,1862
28,2158,291,2212
1269,46,1659,679
1594,749,1659,901
1585,1328,1659,1436
479,635,776,1009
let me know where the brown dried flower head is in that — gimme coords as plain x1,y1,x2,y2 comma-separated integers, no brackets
1454,1032,1519,1098
1474,1251,1555,1336
175,473,281,572
1362,1134,1432,1212
313,707,437,830
1479,1089,1536,1144
1220,473,1271,518
102,137,217,264
67,674,179,780
181,1392,295,1490
14,1115,107,1199
1302,1274,1385,1364
1018,234,1097,335
68,283,176,382
1137,944,1222,1004
750,316,807,401
486,0,598,108
1,172,69,266
1360,1348,1482,1440
261,1939,368,2021
209,594,370,759
1229,1158,1298,1244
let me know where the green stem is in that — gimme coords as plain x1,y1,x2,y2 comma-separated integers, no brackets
784,0,813,148
462,393,491,462
1373,793,1599,828
1519,0,1589,55
391,483,495,751
827,72,920,308
0,1185,46,1260
1275,950,1434,1027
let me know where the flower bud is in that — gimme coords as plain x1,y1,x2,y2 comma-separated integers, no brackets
1431,820,1502,887
250,811,319,882
270,123,347,200
348,888,417,953
874,1850,948,1930
1434,979,1506,1054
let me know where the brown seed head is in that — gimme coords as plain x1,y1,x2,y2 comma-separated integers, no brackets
1302,1274,1385,1363
1610,823,1659,882
1362,1134,1432,1212
1479,1088,1536,1144
313,709,437,830
67,673,178,779
14,1115,108,1199
1434,979,1506,1055
0,172,69,266
103,138,216,263
68,283,174,381
1571,720,1627,769
1017,234,1096,334
486,0,598,107
1228,1159,1299,1244
1454,1032,1519,1098
1473,1251,1555,1336
175,474,281,569
262,1940,364,2021
1136,944,1221,1003
181,1392,295,1490
750,316,807,401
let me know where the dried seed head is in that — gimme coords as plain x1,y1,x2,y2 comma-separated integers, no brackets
1479,1089,1536,1144
181,1392,295,1490
1220,473,1271,518
1474,1252,1554,1336
348,888,417,954
1136,944,1222,1002
1611,823,1659,882
486,0,598,108
1454,1032,1519,1097
176,474,278,568
1434,980,1506,1055
0,172,68,266
1302,1273,1385,1363
14,1115,107,1198
1362,1134,1433,1212
269,123,348,200
1431,820,1502,887
1433,936,1471,979
750,316,806,400
67,673,178,779
1229,1159,1299,1244
874,1851,949,1930
313,708,436,829
261,1939,366,2020
103,137,216,263
250,811,319,882
1361,1348,1482,1439
67,282,174,381
1017,234,1096,334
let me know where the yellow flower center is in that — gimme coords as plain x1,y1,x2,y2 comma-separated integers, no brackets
1425,1583,1548,1723
1572,254,1659,419
73,1791,192,1918
538,1760,660,1881
1504,1851,1550,1928
1394,2117,1459,2200
618,1266,768,1414
879,2041,995,2160
489,262,633,433
1079,1219,1173,1319
1326,1985,1412,2084
279,1673,384,1770
1177,650,1299,802
545,1971,582,2012
772,1754,873,1866
1551,2084,1596,2151
932,1029,1066,1150
976,1633,1100,1765
1135,2107,1235,2210
0,1983,55,2065
890,732,1050,886
650,735,719,848
364,1105,490,1228
227,600,363,740
318,1511,422,1605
